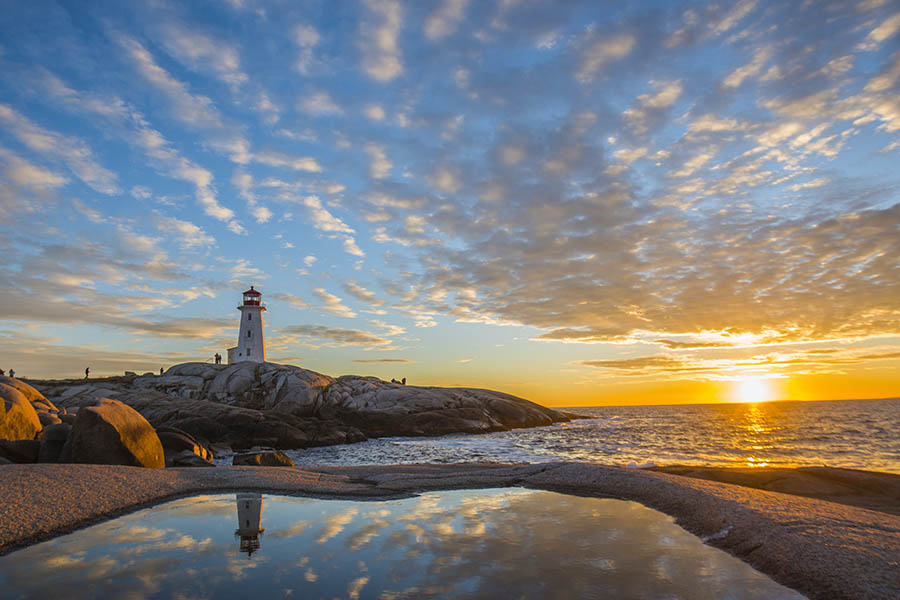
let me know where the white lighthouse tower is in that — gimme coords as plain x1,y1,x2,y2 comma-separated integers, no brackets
235,492,264,557
227,285,266,364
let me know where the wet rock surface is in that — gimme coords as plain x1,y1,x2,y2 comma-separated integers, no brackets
232,450,295,467
25,362,571,450
0,463,897,600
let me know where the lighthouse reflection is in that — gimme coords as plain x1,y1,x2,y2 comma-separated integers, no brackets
235,493,265,557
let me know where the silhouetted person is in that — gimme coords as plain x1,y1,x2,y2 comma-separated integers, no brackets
391,378,398,383
85,367,90,379
160,367,164,376
401,377,406,385
214,353,222,365
0,369,5,376
8,369,14,378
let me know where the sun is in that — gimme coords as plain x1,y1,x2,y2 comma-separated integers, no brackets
733,378,774,403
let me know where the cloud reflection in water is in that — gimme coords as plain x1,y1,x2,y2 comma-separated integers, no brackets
0,489,804,599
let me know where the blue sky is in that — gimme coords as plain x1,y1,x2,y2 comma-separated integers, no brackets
1,0,899,405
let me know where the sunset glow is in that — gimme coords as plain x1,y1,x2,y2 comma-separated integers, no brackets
733,379,775,404
0,1,898,406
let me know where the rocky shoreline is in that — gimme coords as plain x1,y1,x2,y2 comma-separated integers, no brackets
1,362,575,468
0,463,897,600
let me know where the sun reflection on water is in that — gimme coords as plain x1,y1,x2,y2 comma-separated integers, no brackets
740,403,774,467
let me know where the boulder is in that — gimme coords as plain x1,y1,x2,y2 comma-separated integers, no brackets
0,384,42,441
39,423,72,463
157,427,213,465
233,451,295,467
70,399,164,468
0,376,48,405
0,439,41,463
38,412,62,427
26,360,570,451
32,400,58,413
170,450,215,467
59,413,77,425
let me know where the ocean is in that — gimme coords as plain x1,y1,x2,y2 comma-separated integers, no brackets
275,397,900,474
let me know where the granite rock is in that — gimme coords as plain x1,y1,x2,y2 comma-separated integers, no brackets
0,384,42,441
233,450,295,467
29,361,571,451
70,399,164,468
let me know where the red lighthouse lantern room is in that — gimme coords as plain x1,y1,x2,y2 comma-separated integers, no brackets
242,286,261,306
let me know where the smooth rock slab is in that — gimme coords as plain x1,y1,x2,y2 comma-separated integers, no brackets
70,399,164,469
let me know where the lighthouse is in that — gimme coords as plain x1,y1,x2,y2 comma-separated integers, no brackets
227,286,266,364
235,492,264,556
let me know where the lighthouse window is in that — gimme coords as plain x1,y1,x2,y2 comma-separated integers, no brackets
248,313,252,321
247,348,251,356
247,330,252,338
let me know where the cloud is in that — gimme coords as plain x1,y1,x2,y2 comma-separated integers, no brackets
313,288,357,318
116,34,224,130
155,216,215,248
429,166,462,194
35,75,244,232
364,104,386,120
232,170,272,223
157,22,249,88
0,104,119,194
0,146,67,190
342,280,384,306
360,0,404,82
254,91,280,124
254,151,322,172
425,0,469,40
723,47,773,88
577,347,900,379
858,9,900,50
302,196,354,234
230,258,266,282
578,355,686,371
352,358,412,363
623,80,683,135
268,292,310,310
343,237,365,257
576,34,635,82
364,143,392,179
294,23,321,73
278,324,389,346
298,90,343,115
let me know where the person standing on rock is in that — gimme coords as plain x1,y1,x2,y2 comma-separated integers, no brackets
0,369,4,376
85,367,90,379
402,377,406,385
8,369,13,378
160,367,164,376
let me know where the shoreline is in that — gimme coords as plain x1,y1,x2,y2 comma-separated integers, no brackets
1,463,898,599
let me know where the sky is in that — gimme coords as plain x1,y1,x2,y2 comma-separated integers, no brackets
0,0,898,407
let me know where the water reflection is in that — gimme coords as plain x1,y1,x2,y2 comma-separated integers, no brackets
0,490,805,599
236,493,264,556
